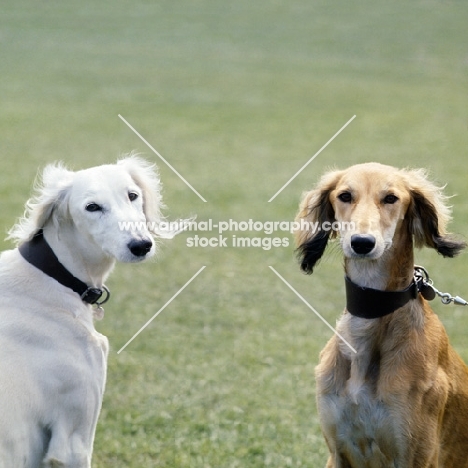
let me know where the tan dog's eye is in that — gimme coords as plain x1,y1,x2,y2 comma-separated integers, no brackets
128,192,138,202
383,194,398,204
338,192,352,203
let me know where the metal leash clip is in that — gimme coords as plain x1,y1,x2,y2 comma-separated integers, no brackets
414,265,468,306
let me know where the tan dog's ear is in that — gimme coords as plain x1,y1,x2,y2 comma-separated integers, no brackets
294,170,343,274
405,169,466,257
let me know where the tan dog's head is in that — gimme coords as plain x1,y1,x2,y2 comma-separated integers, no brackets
295,162,465,274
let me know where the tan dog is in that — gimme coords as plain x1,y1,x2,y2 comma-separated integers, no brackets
295,163,468,467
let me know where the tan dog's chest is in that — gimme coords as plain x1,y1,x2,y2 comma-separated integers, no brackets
318,384,403,466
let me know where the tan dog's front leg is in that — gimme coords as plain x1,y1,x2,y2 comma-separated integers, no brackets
325,454,353,468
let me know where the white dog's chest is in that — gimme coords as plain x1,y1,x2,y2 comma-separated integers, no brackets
318,387,401,465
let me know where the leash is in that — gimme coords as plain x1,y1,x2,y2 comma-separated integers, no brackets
19,230,110,310
414,265,468,306
346,265,468,319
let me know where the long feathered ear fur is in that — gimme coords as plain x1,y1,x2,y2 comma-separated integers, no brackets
294,169,343,274
7,163,74,245
117,154,168,237
117,154,189,239
404,169,466,257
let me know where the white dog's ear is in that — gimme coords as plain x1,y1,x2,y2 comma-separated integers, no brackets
117,155,166,234
7,163,74,245
118,154,194,239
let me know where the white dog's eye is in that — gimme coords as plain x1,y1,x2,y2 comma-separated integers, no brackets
85,202,102,212
128,192,139,202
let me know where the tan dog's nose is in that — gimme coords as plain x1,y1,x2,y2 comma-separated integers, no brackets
350,234,376,255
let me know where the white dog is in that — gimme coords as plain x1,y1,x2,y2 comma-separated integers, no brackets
0,155,169,467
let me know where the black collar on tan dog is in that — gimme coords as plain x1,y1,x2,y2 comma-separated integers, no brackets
19,230,110,306
345,272,426,319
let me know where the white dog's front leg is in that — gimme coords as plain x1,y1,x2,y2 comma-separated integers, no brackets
41,377,106,468
43,433,92,468
43,455,90,468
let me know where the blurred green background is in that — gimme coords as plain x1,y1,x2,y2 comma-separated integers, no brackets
1,1,467,466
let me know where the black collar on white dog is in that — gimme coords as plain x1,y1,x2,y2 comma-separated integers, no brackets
19,230,110,306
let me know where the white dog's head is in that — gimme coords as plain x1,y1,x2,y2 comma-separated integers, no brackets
8,155,168,263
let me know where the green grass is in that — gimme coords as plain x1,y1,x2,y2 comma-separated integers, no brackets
1,0,468,466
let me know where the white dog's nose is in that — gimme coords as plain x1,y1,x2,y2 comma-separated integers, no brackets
128,239,153,257
351,234,376,255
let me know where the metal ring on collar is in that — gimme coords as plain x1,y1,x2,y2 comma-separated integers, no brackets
96,285,110,307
